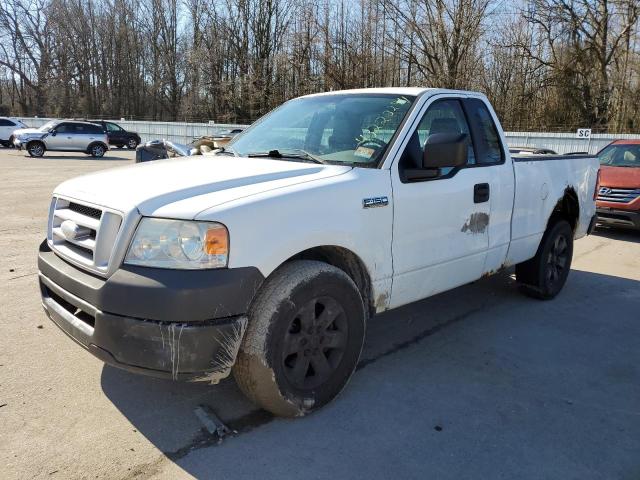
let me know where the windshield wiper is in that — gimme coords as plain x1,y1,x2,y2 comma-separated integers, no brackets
215,145,238,156
247,149,326,164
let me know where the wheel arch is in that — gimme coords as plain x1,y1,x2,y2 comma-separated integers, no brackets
278,245,375,318
26,139,45,149
87,141,108,153
547,186,579,233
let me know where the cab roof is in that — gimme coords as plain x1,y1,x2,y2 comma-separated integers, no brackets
301,87,487,99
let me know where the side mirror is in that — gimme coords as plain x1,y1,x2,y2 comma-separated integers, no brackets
50,130,57,136
423,132,468,169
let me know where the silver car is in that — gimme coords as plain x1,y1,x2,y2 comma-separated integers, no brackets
13,120,109,158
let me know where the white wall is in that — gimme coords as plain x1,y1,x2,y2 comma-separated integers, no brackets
15,117,640,154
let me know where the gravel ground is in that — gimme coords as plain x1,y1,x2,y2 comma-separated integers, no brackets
1,147,639,479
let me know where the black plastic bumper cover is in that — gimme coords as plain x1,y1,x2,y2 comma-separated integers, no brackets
38,241,264,380
596,208,640,230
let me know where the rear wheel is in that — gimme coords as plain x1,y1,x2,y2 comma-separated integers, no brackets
27,141,45,157
516,219,573,300
234,260,366,417
89,143,106,158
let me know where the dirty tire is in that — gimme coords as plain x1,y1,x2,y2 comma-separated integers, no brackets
233,260,366,417
516,219,573,300
27,141,45,157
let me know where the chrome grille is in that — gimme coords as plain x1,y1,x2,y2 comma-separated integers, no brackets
597,187,640,204
48,197,122,275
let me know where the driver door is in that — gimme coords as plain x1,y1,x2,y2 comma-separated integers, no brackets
47,123,73,150
389,96,491,309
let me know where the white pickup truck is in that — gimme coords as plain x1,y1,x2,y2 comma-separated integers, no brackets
38,88,599,417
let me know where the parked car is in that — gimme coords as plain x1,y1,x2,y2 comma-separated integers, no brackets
135,139,194,162
38,88,599,417
508,146,557,155
76,119,141,149
13,120,109,157
135,132,244,163
0,117,27,147
595,140,640,230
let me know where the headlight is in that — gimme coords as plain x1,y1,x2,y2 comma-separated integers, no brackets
125,218,229,269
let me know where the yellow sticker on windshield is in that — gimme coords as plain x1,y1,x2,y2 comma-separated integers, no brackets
354,146,376,159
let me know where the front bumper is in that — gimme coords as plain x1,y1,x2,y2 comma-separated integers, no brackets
596,207,640,230
38,241,264,381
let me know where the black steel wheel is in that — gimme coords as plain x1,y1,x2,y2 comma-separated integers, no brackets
516,219,573,300
281,295,348,390
234,260,366,417
545,234,569,288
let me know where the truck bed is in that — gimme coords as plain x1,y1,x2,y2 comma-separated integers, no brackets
506,153,599,266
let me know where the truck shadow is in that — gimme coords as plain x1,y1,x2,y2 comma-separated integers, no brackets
100,269,640,477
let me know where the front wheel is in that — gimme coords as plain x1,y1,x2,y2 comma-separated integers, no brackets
127,138,138,149
516,219,573,300
234,260,366,417
27,141,45,157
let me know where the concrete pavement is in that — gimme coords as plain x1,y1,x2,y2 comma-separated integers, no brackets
1,148,639,479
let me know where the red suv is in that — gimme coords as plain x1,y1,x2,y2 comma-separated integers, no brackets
596,140,640,230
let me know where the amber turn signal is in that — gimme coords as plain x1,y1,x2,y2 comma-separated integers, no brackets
205,226,229,255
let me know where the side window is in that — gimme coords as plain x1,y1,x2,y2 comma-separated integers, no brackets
54,123,71,133
106,122,121,132
85,124,103,134
0,119,14,126
399,99,474,175
464,99,504,164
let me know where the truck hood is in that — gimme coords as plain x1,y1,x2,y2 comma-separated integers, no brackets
599,165,640,189
54,156,352,217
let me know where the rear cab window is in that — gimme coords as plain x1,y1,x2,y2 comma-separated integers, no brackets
462,98,504,165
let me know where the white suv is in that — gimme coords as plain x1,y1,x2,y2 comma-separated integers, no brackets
13,120,109,158
0,117,27,147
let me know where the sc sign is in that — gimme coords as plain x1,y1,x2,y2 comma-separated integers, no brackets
576,128,591,139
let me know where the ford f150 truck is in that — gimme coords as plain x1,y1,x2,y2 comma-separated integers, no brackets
38,88,599,417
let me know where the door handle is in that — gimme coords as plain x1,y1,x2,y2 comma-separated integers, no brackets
474,183,490,203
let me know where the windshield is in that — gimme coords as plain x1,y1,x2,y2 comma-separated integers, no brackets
38,121,57,132
598,144,640,167
229,94,415,166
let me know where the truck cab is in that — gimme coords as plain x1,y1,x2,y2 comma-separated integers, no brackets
38,88,599,417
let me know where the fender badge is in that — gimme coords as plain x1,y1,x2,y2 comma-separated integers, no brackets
363,196,389,209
